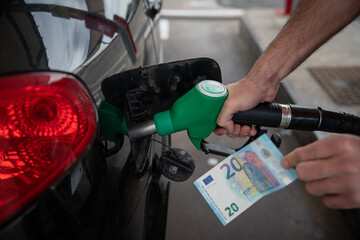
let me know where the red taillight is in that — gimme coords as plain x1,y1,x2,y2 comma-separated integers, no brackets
0,72,97,224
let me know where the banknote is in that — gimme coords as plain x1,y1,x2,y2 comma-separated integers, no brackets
194,134,297,226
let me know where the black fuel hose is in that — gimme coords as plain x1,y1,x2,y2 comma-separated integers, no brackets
232,102,360,135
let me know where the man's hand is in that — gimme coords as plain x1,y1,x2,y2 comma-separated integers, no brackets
281,134,360,209
215,78,275,138
215,79,261,138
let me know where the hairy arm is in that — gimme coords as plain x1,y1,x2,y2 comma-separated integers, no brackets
216,0,360,135
249,0,360,101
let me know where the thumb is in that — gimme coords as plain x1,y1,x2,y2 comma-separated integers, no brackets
216,101,237,133
281,150,298,169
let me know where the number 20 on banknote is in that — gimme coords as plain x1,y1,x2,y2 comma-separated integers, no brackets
194,134,297,226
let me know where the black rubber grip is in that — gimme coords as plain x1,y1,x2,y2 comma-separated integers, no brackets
318,109,360,135
232,102,282,127
232,102,360,136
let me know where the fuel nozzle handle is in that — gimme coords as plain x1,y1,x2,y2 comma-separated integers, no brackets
154,80,228,150
232,102,360,135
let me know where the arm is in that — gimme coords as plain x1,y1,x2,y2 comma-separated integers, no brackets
216,0,360,136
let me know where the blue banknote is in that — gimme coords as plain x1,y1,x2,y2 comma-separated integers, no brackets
194,134,297,226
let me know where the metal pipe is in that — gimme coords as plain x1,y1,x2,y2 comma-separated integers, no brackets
127,120,157,139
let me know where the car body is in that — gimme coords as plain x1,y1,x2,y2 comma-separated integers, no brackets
0,0,170,239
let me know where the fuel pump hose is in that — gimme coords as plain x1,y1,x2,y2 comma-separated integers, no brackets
232,102,360,136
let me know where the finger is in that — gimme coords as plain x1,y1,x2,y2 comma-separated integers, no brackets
226,133,241,138
213,127,227,136
289,153,360,181
295,158,343,181
281,150,298,169
215,125,257,138
216,114,235,134
305,175,360,196
239,125,251,138
249,128,257,136
216,99,238,134
226,124,241,138
281,137,339,169
322,193,360,209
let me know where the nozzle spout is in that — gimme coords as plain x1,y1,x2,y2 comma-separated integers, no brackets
127,120,157,139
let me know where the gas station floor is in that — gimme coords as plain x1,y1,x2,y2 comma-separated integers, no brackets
161,2,360,240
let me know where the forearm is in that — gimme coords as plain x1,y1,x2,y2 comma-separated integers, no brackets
248,0,360,102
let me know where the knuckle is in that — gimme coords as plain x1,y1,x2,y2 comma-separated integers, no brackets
349,176,360,191
348,181,359,192
338,135,356,152
342,137,351,147
294,148,306,162
216,118,224,126
349,193,360,207
340,160,357,174
305,182,322,196
322,197,337,209
295,163,310,180
226,132,237,138
295,165,305,180
305,182,315,195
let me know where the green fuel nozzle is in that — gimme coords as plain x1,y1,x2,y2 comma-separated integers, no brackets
154,80,228,149
98,100,128,151
98,80,228,151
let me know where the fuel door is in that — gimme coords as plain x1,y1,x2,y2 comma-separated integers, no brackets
101,57,222,171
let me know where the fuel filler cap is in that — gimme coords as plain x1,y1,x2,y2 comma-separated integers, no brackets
160,148,195,182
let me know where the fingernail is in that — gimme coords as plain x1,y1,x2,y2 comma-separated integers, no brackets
284,151,298,168
242,130,249,136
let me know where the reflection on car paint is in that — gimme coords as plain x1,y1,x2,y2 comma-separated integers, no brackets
15,2,137,71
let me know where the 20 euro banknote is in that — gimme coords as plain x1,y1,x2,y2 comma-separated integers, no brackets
194,134,297,226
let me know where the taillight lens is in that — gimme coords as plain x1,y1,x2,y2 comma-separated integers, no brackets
0,72,97,224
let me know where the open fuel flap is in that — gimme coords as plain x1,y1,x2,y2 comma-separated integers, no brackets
101,57,222,125
99,58,222,174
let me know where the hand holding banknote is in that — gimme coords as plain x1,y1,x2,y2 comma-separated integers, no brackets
281,134,360,209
